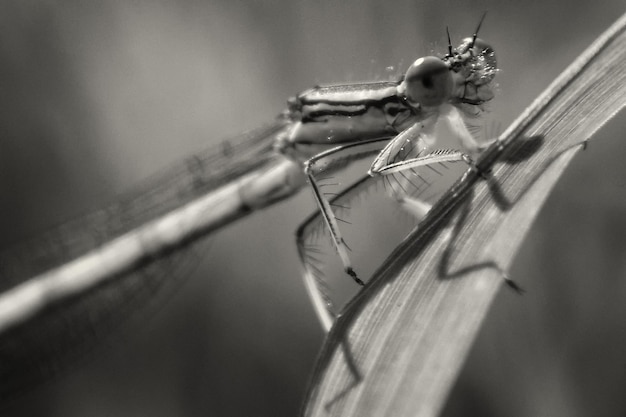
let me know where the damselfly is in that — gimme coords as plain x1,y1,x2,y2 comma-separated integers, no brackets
276,16,498,329
0,16,497,392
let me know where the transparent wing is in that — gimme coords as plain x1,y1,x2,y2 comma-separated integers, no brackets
297,155,469,330
0,116,291,397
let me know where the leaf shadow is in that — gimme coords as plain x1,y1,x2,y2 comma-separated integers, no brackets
318,134,592,410
439,136,588,282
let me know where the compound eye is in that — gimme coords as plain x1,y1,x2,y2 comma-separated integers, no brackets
456,37,498,86
458,37,497,73
472,38,494,56
399,56,452,107
458,37,494,55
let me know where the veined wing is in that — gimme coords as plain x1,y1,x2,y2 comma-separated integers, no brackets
0,117,289,288
0,116,291,399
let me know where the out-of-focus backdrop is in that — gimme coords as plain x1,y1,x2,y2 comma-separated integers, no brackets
1,1,625,416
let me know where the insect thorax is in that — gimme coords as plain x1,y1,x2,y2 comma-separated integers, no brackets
276,82,420,159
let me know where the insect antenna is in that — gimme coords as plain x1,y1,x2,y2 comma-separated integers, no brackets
470,11,487,48
446,26,453,56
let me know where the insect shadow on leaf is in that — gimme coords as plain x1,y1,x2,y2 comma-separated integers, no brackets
318,135,594,409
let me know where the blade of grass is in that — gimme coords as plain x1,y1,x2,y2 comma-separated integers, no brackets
303,12,626,417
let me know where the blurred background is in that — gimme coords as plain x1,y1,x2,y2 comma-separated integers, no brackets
0,1,625,416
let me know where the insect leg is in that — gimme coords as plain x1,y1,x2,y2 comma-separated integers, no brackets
369,148,471,176
384,172,434,219
302,138,391,285
296,175,378,332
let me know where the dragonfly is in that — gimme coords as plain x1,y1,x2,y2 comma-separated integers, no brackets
0,15,497,397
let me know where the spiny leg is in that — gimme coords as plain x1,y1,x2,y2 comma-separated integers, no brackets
296,175,378,332
383,171,434,219
368,108,487,178
304,166,363,285
302,137,392,285
375,150,526,293
371,147,476,176
369,102,501,178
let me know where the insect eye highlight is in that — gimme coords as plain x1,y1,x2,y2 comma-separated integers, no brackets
399,56,453,108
